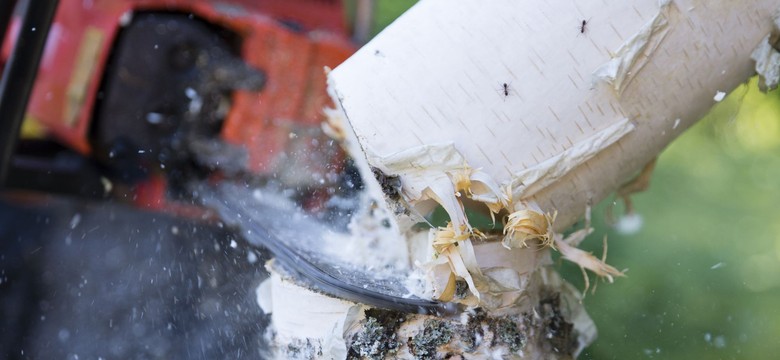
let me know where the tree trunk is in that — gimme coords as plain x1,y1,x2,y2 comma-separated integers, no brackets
261,0,779,358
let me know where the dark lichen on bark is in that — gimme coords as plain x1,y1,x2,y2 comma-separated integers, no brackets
369,167,412,216
370,167,402,202
458,308,527,354
408,319,453,359
283,338,323,359
345,292,578,359
454,279,469,300
489,316,527,353
538,291,578,356
459,308,487,351
347,308,407,360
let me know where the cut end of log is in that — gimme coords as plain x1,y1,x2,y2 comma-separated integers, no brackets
261,263,596,359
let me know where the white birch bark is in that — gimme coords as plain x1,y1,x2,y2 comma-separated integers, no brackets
331,0,776,231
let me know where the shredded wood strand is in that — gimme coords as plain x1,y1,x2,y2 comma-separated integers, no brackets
502,209,557,249
555,237,625,283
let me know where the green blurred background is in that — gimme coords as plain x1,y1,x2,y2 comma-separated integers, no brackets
572,78,780,359
358,1,780,358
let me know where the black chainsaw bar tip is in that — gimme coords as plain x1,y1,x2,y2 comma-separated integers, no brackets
199,184,460,316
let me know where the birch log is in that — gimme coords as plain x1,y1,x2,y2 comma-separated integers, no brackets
261,0,779,358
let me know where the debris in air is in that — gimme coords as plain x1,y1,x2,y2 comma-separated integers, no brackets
614,213,643,235
704,333,727,348
713,91,726,102
69,214,82,229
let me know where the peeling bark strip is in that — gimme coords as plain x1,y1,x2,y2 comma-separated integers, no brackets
592,0,675,95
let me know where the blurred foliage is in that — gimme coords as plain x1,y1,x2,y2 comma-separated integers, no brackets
571,78,780,360
344,0,422,39
370,0,418,36
368,2,780,359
